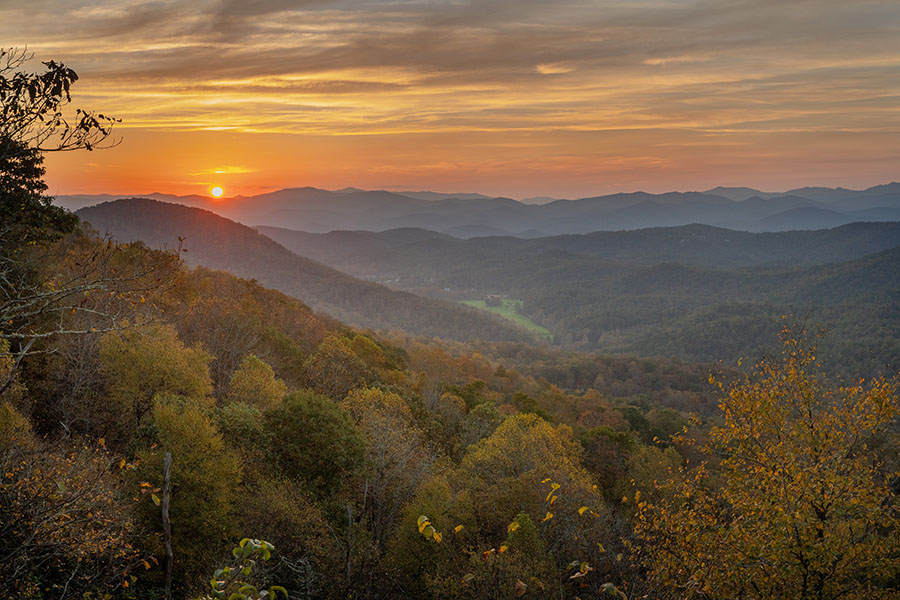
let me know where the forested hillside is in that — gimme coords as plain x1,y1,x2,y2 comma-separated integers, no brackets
260,223,900,375
4,47,900,600
4,205,899,600
77,199,531,344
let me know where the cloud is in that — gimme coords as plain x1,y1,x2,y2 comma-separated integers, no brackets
643,55,712,67
5,0,900,194
536,63,575,75
190,165,255,175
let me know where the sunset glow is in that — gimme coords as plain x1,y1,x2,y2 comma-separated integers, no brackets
1,0,898,198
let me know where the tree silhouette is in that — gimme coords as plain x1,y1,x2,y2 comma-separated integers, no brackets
0,47,176,396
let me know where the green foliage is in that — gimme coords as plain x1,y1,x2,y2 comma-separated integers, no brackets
580,426,637,500
199,538,287,600
459,414,600,545
266,389,365,496
388,476,471,595
227,354,287,411
232,478,336,598
462,299,552,338
0,141,76,251
0,400,33,451
100,323,213,440
217,402,272,466
503,512,543,557
645,407,687,443
137,396,242,591
511,391,552,421
457,400,503,451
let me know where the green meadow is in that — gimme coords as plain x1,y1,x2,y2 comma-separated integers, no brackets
462,299,553,338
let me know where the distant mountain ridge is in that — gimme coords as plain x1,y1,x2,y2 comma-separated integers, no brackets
256,221,900,375
76,199,532,344
58,181,900,237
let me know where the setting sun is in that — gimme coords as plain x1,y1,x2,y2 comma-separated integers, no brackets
210,186,224,198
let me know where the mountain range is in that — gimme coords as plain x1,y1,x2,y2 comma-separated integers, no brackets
76,197,900,376
76,199,531,344
258,221,900,376
57,182,900,237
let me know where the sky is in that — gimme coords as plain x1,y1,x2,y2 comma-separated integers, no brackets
2,0,900,199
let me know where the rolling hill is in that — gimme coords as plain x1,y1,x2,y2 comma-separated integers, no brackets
258,222,900,374
59,181,900,237
76,199,532,344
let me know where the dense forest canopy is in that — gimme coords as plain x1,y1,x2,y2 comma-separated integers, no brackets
2,49,899,600
257,223,900,376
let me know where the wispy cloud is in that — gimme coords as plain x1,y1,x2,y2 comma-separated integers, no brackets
190,165,256,175
4,0,899,195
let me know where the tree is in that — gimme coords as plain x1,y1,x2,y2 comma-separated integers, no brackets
1,47,118,159
198,538,287,600
342,388,438,548
227,354,287,410
302,333,372,400
100,323,213,441
0,438,142,598
0,48,177,397
232,479,339,599
265,389,365,496
458,414,605,550
634,330,900,599
136,396,242,593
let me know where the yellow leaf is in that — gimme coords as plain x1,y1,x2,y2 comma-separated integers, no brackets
542,511,554,522
499,545,508,553
417,515,431,533
507,521,520,533
569,562,593,579
578,506,589,516
454,525,464,534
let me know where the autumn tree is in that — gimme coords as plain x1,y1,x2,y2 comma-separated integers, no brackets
444,414,615,598
634,329,900,599
0,437,142,598
232,479,339,598
0,47,178,416
302,333,372,400
342,388,439,548
226,354,288,410
99,323,213,441
135,396,242,593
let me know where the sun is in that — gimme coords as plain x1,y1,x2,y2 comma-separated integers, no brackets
210,185,224,198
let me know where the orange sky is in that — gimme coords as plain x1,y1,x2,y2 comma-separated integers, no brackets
3,0,899,199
